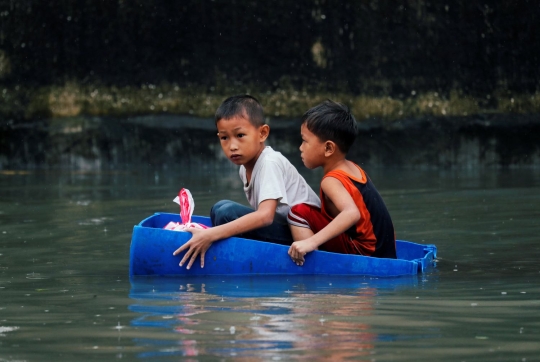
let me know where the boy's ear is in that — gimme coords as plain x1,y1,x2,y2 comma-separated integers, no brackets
259,124,270,142
324,141,337,157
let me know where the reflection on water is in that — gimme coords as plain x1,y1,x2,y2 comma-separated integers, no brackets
0,162,539,360
129,276,421,359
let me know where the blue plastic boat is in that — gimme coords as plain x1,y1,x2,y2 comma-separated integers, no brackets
129,213,437,277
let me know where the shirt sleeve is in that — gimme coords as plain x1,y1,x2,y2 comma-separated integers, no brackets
256,159,289,205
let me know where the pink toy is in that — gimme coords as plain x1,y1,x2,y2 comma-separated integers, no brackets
163,188,209,231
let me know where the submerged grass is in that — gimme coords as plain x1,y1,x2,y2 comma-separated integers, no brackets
1,81,540,122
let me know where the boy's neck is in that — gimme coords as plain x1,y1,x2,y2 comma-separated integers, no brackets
244,144,267,183
322,155,349,175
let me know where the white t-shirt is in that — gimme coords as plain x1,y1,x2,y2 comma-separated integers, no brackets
239,146,320,224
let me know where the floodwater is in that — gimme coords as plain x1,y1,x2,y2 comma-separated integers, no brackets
1,163,539,361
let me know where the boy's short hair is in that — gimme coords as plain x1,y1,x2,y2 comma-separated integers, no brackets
215,95,265,127
302,100,358,154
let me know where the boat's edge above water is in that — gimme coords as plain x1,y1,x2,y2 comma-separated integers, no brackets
129,213,437,277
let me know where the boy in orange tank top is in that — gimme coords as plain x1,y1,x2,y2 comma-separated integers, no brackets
287,100,397,265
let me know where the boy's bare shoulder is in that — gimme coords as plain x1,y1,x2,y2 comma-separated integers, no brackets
325,160,362,179
320,176,347,191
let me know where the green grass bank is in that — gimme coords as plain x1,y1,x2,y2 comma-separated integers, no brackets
1,82,540,122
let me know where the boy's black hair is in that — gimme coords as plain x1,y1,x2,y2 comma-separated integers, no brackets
215,95,265,127
302,100,358,154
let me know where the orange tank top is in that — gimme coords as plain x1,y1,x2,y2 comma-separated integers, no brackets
321,164,396,258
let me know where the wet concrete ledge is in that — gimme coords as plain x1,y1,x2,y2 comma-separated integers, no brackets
1,113,539,169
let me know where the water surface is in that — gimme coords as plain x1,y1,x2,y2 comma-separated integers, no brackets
1,166,539,361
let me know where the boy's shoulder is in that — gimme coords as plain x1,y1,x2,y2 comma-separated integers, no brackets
259,146,288,164
322,161,365,183
242,147,283,175
255,146,300,177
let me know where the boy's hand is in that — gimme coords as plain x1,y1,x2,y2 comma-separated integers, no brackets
288,239,317,266
173,228,215,269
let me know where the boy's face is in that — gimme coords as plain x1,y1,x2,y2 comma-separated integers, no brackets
216,116,269,169
299,123,326,169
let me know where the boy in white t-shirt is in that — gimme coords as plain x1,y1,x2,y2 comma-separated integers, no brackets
173,95,320,269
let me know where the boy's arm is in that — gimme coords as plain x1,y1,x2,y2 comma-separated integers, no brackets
288,177,360,262
173,199,278,269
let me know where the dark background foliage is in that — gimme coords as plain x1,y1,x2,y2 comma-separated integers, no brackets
1,0,538,95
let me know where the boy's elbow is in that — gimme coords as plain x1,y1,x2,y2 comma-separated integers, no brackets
255,203,277,227
256,210,275,227
351,209,361,223
261,214,274,227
